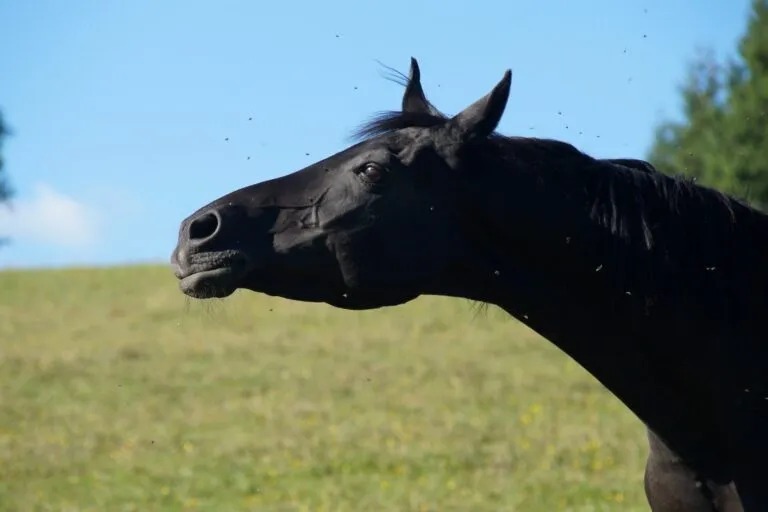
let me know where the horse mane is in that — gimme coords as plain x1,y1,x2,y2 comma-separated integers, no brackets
353,110,447,140
354,109,591,176
353,108,763,284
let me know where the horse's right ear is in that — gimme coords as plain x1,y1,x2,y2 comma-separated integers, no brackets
402,57,435,114
448,69,512,141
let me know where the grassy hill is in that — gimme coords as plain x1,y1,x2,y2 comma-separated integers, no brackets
0,265,649,511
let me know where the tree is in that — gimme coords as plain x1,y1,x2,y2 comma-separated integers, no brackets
648,0,768,208
0,110,11,204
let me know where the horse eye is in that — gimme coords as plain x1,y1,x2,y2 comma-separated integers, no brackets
359,163,385,183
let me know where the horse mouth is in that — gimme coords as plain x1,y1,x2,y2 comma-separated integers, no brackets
173,250,250,299
179,267,242,299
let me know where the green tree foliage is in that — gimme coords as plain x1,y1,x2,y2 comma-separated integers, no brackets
0,110,11,203
0,110,11,247
648,0,768,207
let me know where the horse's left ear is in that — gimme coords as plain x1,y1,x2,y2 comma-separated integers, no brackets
402,57,435,114
449,69,512,140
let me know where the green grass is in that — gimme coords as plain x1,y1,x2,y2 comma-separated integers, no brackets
0,265,650,511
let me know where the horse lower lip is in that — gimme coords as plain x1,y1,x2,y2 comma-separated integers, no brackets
179,268,238,298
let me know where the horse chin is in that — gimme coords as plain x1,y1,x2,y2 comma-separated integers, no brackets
323,290,420,310
247,285,418,310
236,271,421,310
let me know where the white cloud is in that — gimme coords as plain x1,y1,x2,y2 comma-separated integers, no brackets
0,183,102,249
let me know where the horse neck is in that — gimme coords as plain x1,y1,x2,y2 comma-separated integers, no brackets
451,146,768,344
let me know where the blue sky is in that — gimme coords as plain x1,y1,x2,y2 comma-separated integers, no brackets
0,0,753,269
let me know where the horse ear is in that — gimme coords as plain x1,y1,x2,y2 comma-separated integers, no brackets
449,69,512,140
402,57,434,114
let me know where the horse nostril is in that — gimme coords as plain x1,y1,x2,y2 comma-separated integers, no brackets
188,211,221,243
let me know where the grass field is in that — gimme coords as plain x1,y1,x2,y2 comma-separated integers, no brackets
0,265,651,511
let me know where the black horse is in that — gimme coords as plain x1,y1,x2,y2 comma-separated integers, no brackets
171,58,767,511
